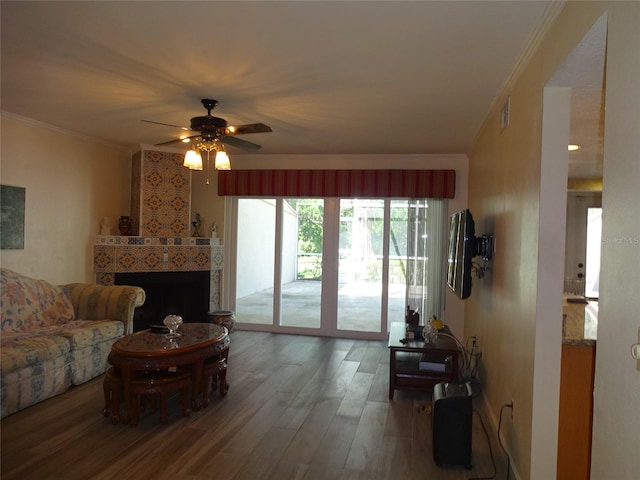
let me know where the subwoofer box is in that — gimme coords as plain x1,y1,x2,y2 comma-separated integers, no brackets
432,381,473,469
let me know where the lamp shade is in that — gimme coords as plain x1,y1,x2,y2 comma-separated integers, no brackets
183,149,203,170
214,150,231,170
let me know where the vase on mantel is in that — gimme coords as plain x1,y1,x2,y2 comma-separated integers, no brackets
118,216,131,236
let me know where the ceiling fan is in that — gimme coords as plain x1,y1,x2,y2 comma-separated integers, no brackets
142,98,272,152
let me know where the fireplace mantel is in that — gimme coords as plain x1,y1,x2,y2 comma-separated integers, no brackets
93,235,224,312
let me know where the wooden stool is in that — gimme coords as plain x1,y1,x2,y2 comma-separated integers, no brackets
129,370,192,426
103,367,158,425
103,367,192,426
103,367,124,424
200,357,228,407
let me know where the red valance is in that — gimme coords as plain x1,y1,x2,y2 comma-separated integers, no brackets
217,169,456,199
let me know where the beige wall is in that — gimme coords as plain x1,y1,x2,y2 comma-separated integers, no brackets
0,114,132,284
467,2,640,479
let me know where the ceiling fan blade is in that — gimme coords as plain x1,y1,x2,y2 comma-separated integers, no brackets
142,119,190,130
226,123,272,135
222,135,262,152
155,134,199,146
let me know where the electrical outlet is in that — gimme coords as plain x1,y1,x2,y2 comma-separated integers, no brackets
510,399,515,420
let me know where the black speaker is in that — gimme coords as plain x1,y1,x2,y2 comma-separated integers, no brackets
432,381,473,469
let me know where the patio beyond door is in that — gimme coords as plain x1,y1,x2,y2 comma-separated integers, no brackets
233,197,441,339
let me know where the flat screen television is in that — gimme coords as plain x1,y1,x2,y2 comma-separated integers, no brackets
447,209,476,300
446,209,494,300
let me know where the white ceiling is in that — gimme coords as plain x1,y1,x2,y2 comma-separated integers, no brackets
1,1,603,178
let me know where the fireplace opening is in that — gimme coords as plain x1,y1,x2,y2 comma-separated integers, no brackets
115,271,210,332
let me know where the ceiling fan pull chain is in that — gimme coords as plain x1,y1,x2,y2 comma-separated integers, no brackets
206,150,211,185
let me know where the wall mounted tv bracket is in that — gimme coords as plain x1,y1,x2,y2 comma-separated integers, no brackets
476,234,493,261
474,234,494,278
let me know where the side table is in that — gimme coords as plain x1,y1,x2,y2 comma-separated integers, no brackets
388,322,460,399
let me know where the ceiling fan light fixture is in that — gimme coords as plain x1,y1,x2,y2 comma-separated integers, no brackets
214,149,231,170
151,98,271,178
183,149,203,170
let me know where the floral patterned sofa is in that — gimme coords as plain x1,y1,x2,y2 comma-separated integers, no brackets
0,268,145,418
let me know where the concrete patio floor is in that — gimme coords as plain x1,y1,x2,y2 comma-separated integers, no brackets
235,279,408,332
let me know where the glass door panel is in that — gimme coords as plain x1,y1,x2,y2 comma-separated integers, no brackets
280,199,323,329
388,200,410,326
235,199,275,325
337,199,384,332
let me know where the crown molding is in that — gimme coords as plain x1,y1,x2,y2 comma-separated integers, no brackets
1,110,132,154
470,1,567,150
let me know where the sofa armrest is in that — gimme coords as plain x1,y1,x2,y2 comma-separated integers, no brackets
62,283,145,335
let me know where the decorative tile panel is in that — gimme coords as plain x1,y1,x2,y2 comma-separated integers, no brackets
95,272,115,286
93,237,221,273
209,270,221,311
132,149,191,238
94,245,115,271
130,152,142,236
211,246,224,270
116,246,141,272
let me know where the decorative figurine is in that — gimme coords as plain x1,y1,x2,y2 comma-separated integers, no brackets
423,317,439,344
99,217,111,235
192,213,204,237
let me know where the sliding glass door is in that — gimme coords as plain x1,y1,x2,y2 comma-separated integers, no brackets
232,197,445,339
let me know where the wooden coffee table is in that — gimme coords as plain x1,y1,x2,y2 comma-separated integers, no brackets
107,323,229,425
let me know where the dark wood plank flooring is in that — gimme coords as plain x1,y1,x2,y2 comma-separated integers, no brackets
1,331,508,480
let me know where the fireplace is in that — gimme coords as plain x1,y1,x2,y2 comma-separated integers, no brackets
115,271,210,331
93,148,223,330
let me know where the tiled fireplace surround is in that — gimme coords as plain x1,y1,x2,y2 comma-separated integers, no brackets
93,149,223,327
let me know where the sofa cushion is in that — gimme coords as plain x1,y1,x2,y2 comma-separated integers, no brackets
0,319,123,358
0,268,75,333
1,355,73,419
0,335,71,374
0,325,72,344
56,320,124,350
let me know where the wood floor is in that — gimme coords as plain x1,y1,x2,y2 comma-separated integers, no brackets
1,331,508,480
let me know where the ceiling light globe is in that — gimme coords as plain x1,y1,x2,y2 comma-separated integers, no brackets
214,151,231,170
183,149,203,170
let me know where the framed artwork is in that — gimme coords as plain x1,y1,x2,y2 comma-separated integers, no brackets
1,185,26,249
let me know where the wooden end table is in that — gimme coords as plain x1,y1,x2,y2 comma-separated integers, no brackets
107,323,229,425
388,322,459,399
